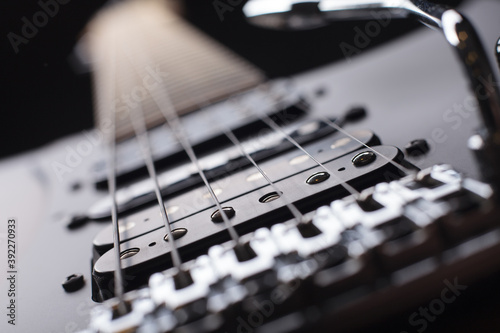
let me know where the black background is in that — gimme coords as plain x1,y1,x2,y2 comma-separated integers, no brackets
0,0,461,158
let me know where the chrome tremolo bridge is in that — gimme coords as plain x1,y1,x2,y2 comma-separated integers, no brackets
82,165,500,333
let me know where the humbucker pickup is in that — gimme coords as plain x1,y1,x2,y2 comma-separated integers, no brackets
87,128,379,220
91,144,409,301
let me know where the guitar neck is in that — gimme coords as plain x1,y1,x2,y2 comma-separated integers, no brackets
86,0,265,141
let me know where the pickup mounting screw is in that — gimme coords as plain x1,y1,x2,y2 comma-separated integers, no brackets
62,274,85,292
405,139,430,156
66,215,89,230
345,106,367,122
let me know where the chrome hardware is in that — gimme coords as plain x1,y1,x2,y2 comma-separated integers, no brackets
209,228,280,282
88,289,157,333
243,0,500,193
149,255,217,310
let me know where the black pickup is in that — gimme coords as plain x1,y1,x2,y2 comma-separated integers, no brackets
92,97,309,190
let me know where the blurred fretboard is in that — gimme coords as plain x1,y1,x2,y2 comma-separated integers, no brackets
86,0,265,140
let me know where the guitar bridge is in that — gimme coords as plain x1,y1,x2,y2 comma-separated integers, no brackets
84,165,499,333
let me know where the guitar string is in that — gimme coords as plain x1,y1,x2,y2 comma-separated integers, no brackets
184,83,363,226
187,93,308,225
222,126,306,224
319,116,416,176
252,84,418,197
103,35,128,316
155,75,395,229
152,96,241,244
127,103,183,268
182,87,364,232
122,50,241,245
118,52,184,270
121,7,243,245
254,110,362,198
261,84,415,176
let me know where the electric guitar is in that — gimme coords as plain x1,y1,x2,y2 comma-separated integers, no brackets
2,1,500,332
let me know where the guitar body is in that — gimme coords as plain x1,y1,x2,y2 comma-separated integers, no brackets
2,1,500,332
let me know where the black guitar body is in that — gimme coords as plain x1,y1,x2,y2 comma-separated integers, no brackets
2,1,500,333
